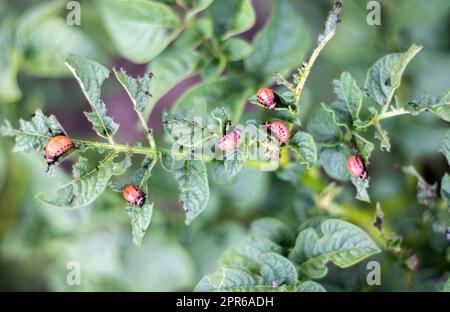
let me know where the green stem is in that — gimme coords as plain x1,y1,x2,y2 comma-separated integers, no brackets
72,139,157,157
293,2,341,106
356,109,410,130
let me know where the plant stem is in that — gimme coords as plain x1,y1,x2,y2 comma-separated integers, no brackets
294,1,342,105
72,139,157,157
356,109,411,130
294,35,333,103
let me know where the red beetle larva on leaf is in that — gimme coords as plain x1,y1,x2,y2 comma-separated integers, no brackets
347,155,368,180
265,121,289,144
257,87,276,110
44,135,75,165
123,185,146,207
218,129,241,152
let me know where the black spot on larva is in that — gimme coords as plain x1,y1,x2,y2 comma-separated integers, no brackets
95,165,99,171
385,78,391,86
148,72,154,78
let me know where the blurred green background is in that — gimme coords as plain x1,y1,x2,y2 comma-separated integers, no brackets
0,0,449,291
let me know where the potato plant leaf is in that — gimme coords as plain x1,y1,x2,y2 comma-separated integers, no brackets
351,176,371,203
244,0,310,82
307,108,342,146
219,236,283,272
353,133,374,164
289,131,317,168
249,218,293,246
319,145,351,182
297,281,326,292
364,44,422,106
289,218,380,279
260,252,298,286
173,160,210,224
113,68,156,145
0,109,66,153
212,143,248,183
100,0,181,63
65,54,118,141
207,0,255,40
195,268,261,291
332,72,363,122
127,202,153,247
37,152,130,209
405,89,450,122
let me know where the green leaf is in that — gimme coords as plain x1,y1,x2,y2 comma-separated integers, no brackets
0,21,21,102
289,218,380,279
211,107,230,134
260,253,298,286
37,153,130,209
373,117,391,152
163,111,217,147
332,72,363,121
175,17,212,48
441,174,450,206
307,108,342,146
297,281,326,292
100,0,181,63
249,218,293,246
353,133,374,164
212,143,248,182
351,176,371,203
201,56,227,81
72,157,89,178
127,203,153,247
113,68,154,116
146,47,203,118
244,0,310,82
319,145,351,182
113,68,155,145
219,236,283,272
317,0,342,44
322,101,352,129
1,109,66,153
172,77,250,124
223,38,254,62
124,156,155,246
173,160,209,224
364,44,422,106
207,0,255,40
65,54,118,141
129,156,154,189
15,1,101,77
20,18,100,77
177,0,214,17
194,268,260,291
289,131,317,168
405,89,450,122
276,162,305,185
440,129,450,165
